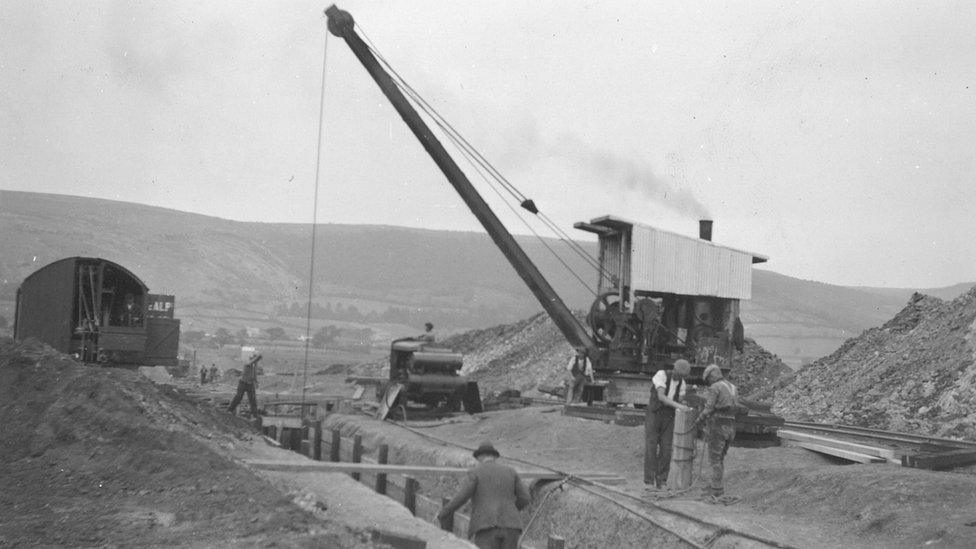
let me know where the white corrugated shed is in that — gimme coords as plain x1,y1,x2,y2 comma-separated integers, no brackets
622,220,763,299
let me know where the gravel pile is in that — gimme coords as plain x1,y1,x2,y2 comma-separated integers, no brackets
772,287,976,439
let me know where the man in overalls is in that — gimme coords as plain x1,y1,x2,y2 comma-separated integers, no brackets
696,363,740,497
644,359,692,489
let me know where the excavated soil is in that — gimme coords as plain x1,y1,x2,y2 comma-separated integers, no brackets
772,288,976,439
323,408,976,548
0,338,466,548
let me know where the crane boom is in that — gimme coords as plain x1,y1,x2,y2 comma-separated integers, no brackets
325,6,597,355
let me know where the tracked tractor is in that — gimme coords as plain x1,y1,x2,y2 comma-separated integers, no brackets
375,339,483,420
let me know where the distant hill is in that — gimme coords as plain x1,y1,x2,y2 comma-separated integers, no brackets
2,190,970,364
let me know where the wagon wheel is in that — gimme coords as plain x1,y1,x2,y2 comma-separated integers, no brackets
587,291,627,344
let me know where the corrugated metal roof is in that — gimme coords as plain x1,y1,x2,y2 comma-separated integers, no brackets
588,215,768,264
589,216,764,299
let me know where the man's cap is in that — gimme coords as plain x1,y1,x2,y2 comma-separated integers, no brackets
673,359,691,377
425,322,433,329
473,441,500,459
703,363,723,381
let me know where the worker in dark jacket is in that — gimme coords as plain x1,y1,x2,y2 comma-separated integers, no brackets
695,363,740,497
437,441,531,549
228,353,261,416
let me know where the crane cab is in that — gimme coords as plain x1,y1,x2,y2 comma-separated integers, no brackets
574,218,767,404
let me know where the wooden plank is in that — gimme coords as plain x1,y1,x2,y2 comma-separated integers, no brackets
668,408,697,490
902,448,976,470
376,444,389,495
790,441,886,463
778,429,897,461
330,429,341,462
244,459,616,481
439,497,453,533
352,435,363,481
403,476,418,515
369,529,426,549
548,535,566,549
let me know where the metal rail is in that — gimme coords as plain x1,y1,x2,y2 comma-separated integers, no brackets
385,419,794,548
783,421,976,449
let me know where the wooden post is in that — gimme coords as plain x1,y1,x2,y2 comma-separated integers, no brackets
310,420,322,461
547,535,566,549
351,435,363,481
439,497,454,533
375,444,389,495
330,429,341,462
668,408,698,490
404,476,418,515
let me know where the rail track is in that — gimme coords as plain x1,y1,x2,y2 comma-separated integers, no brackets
386,418,795,549
783,421,976,449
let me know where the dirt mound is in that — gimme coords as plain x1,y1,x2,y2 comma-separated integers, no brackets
442,312,575,396
729,337,794,399
772,287,976,439
442,314,792,399
0,337,374,547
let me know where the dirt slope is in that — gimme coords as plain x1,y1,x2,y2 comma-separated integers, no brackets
0,337,378,547
442,313,792,398
772,288,976,439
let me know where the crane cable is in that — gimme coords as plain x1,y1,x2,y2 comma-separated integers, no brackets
300,28,331,417
357,26,614,289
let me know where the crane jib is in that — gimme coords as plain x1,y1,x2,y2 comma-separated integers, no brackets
324,5,597,357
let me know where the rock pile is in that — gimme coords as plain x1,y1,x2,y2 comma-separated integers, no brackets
443,313,792,398
772,287,976,440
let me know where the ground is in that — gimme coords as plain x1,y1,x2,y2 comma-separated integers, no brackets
0,338,465,548
320,404,976,548
6,332,976,548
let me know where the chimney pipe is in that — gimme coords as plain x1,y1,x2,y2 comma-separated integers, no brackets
699,220,713,241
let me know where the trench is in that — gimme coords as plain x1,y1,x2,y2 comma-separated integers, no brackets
264,412,789,549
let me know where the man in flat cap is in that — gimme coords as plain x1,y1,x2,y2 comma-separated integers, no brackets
438,441,531,549
695,363,740,498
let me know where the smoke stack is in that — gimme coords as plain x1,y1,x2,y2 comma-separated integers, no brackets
699,220,713,241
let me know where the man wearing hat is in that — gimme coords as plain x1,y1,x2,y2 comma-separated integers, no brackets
228,353,262,416
644,359,693,489
437,441,531,549
695,363,740,498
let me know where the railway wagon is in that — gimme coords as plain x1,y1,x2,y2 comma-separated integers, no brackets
13,257,180,366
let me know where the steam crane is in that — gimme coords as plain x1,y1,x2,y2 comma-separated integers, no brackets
325,6,768,406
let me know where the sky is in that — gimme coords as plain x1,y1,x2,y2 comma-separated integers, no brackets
1,1,974,288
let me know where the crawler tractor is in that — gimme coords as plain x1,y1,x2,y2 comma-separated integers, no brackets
376,339,483,420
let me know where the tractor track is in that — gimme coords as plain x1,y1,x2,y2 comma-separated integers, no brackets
386,419,796,549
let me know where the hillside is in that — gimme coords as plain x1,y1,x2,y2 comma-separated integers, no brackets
772,288,976,440
2,190,968,364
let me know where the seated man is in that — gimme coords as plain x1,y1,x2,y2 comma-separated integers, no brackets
417,322,436,343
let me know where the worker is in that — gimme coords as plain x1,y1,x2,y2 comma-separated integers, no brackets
199,363,207,385
695,363,740,499
228,353,262,416
418,322,436,343
565,348,594,403
208,363,218,384
437,441,531,549
644,359,692,490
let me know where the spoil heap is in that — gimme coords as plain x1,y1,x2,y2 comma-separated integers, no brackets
443,313,792,397
772,288,976,439
0,338,373,547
